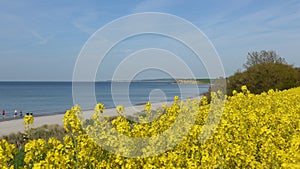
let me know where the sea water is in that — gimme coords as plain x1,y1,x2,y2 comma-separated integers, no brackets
0,82,209,118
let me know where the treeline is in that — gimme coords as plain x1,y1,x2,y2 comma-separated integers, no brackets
205,50,300,99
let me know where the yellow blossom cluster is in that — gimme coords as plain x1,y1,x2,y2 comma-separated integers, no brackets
0,86,300,168
0,139,15,169
62,105,83,135
23,115,34,130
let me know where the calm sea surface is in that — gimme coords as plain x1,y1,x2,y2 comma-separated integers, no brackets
0,82,209,118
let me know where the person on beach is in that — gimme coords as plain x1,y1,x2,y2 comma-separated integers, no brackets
26,112,33,116
14,109,18,118
20,110,23,117
2,109,5,119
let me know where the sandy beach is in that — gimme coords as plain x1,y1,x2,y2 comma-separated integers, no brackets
0,98,202,136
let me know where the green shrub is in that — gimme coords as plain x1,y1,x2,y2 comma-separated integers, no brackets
296,67,300,84
227,62,298,95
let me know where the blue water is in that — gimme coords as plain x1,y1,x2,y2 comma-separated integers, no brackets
0,82,209,118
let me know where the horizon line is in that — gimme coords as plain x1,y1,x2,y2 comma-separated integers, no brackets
0,78,213,83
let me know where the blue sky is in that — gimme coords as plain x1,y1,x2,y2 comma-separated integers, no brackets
0,0,300,81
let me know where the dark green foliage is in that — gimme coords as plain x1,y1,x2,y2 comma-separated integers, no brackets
226,50,299,95
12,149,25,168
227,62,299,95
296,67,300,84
196,79,211,84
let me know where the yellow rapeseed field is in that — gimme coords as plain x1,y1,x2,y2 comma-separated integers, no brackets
1,86,300,168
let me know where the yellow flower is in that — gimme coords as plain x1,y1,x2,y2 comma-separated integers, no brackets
95,103,105,113
116,105,124,115
23,115,34,130
144,101,151,112
241,85,248,93
232,90,238,95
0,139,16,168
2,86,300,168
174,95,179,102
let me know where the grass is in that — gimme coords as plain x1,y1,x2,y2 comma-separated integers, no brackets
1,124,67,150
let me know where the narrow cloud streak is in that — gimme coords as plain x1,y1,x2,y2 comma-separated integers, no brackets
0,0,299,81
30,30,53,45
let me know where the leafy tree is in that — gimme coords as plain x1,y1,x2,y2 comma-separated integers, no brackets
228,63,298,94
296,67,300,83
243,50,286,69
227,51,298,95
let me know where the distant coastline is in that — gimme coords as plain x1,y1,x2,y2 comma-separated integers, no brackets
174,79,211,84
0,78,211,84
105,78,212,84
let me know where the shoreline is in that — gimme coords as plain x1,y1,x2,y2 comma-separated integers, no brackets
0,94,202,123
0,96,201,136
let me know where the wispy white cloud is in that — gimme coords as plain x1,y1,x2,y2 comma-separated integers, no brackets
71,10,104,35
199,0,300,44
0,0,299,80
182,0,300,74
0,12,53,46
30,30,53,45
72,21,95,35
